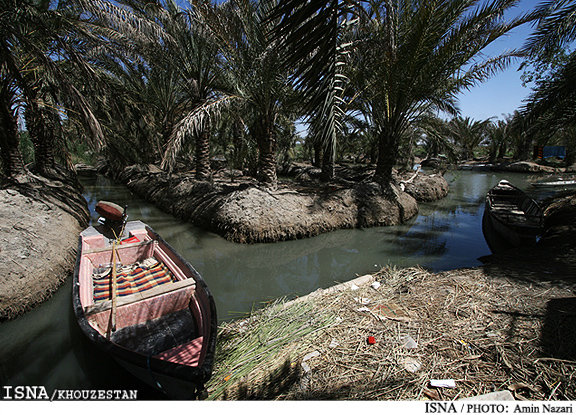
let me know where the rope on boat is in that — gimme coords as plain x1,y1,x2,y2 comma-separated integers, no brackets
110,240,118,332
107,219,127,338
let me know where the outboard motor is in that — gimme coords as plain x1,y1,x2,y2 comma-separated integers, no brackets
95,201,128,239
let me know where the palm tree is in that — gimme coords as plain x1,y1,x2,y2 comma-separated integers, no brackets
487,118,510,162
196,0,295,189
77,0,224,179
159,1,226,180
446,116,492,161
272,0,532,187
0,0,104,180
352,0,530,185
508,111,531,160
270,0,357,182
413,114,457,162
0,69,25,178
521,0,576,148
523,0,576,58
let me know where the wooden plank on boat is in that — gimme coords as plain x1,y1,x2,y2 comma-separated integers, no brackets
84,239,156,255
85,277,196,316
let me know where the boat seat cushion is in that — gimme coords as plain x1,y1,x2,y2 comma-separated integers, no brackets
155,336,204,366
93,261,174,303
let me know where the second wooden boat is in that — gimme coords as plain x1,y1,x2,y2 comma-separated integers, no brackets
482,180,544,252
531,177,576,188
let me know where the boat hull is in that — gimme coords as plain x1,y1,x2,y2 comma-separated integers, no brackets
531,180,576,188
73,221,217,399
482,180,543,253
482,206,539,250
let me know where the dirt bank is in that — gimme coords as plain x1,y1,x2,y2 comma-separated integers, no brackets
0,175,88,320
112,164,448,243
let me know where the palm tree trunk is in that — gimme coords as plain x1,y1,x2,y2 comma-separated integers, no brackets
24,101,57,176
518,136,531,160
195,126,212,181
232,118,244,170
0,96,25,178
320,131,335,182
0,103,25,178
256,120,278,189
374,129,399,185
313,140,323,168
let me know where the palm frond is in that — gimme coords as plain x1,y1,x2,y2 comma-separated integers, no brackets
161,95,239,172
522,51,576,130
523,0,576,58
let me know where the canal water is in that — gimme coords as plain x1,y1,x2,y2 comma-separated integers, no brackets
0,170,547,398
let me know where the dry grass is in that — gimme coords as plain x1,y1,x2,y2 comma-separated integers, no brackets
207,266,576,400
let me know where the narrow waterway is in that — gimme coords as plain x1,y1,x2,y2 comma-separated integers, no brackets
0,170,548,398
81,171,545,321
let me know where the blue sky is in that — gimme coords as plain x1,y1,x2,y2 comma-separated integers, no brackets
456,0,541,121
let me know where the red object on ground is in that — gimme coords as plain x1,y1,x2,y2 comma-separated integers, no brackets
367,336,376,345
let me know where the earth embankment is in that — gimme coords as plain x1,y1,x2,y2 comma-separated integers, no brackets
115,164,448,243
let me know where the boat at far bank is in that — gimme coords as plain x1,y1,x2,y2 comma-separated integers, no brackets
482,180,544,253
73,201,217,399
531,177,576,188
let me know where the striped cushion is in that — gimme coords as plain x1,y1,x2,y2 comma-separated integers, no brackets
93,262,174,303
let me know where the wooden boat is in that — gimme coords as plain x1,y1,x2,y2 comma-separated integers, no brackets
531,177,576,188
482,180,544,252
73,202,217,399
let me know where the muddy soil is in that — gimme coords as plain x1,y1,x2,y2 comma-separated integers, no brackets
0,175,88,320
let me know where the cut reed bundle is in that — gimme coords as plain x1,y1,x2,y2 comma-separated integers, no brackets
206,298,337,399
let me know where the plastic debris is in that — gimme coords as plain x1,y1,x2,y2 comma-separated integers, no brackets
329,339,339,348
367,336,376,345
430,379,456,388
350,283,360,291
371,303,412,322
401,357,421,373
400,334,418,349
371,281,381,290
354,297,371,305
301,350,320,373
303,350,320,361
356,306,371,312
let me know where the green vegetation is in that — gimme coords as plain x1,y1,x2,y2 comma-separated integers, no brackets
206,298,336,399
1,0,575,190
